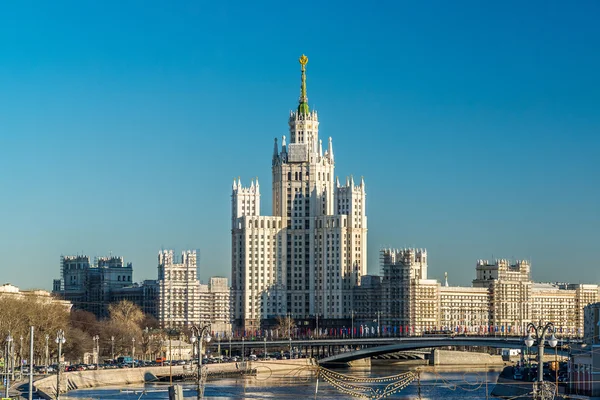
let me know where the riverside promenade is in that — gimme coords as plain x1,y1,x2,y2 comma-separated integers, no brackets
32,359,315,400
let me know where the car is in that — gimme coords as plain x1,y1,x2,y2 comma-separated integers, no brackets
513,372,523,380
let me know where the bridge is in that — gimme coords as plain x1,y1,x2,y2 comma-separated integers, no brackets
205,336,574,366
316,337,525,365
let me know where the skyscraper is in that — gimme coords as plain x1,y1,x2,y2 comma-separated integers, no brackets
232,55,368,331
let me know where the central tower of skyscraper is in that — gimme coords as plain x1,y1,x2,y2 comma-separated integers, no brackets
232,55,367,332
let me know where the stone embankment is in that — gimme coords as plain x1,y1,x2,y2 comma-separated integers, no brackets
429,349,506,366
34,359,315,399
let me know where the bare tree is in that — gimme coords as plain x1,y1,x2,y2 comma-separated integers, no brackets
0,295,69,364
275,315,296,338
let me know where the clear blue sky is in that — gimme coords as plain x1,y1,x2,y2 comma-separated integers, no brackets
1,1,599,290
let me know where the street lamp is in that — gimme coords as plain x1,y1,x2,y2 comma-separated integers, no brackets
110,336,115,361
45,334,49,375
19,336,23,380
524,321,558,400
288,313,292,358
241,337,245,363
131,337,136,368
190,324,211,399
55,330,66,400
92,335,99,370
351,310,355,339
263,337,267,361
4,333,13,398
217,335,221,363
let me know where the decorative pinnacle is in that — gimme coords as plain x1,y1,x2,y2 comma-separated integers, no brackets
298,54,309,115
299,54,308,69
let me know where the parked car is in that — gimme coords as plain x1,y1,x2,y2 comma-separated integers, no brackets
513,371,523,380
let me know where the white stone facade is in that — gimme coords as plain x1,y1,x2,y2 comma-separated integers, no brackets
231,56,368,331
439,286,489,332
198,276,232,335
157,250,201,329
381,252,598,336
380,248,437,334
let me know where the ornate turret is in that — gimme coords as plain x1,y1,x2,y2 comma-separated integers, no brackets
272,137,279,165
298,54,310,115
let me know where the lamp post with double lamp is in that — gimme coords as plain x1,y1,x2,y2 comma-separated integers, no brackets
524,321,558,400
55,330,66,400
190,324,211,399
4,333,13,398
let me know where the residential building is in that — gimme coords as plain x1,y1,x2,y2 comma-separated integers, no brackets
205,277,232,334
353,275,382,327
157,250,201,329
378,250,597,336
380,248,438,334
196,277,232,335
0,283,72,310
530,283,577,335
110,279,159,318
583,302,600,345
52,255,133,318
231,55,368,331
569,302,600,396
439,285,489,333
472,259,531,332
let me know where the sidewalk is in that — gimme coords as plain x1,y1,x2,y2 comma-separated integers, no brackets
3,377,45,399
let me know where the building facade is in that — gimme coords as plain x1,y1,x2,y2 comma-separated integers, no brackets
583,302,600,345
439,285,489,333
1,283,72,310
378,250,597,336
569,302,600,396
472,259,531,332
157,250,201,329
52,255,133,318
110,279,159,318
198,277,232,335
353,275,382,325
380,248,439,334
231,55,368,331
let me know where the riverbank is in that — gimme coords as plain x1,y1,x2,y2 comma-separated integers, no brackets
33,359,315,400
430,349,507,366
490,366,590,400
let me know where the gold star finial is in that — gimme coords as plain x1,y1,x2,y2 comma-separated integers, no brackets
299,54,308,68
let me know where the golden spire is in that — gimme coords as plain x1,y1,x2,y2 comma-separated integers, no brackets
298,54,309,114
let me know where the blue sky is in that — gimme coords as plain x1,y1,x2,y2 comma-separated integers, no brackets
1,1,599,289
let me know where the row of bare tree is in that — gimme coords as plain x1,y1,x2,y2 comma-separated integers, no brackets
0,296,168,363
0,297,299,363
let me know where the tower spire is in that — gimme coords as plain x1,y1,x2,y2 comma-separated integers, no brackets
298,54,310,115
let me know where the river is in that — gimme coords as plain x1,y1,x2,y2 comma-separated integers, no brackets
63,366,501,399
